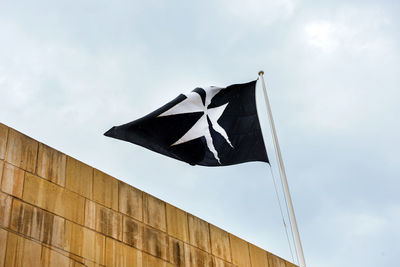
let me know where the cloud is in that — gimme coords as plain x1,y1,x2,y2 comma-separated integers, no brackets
219,0,299,25
303,6,393,55
304,20,343,52
336,212,387,238
288,6,399,138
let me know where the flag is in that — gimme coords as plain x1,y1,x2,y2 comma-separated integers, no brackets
104,80,268,166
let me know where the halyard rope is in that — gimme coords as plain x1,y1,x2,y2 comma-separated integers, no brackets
268,165,296,263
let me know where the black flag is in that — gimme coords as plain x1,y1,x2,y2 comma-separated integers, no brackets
105,80,268,166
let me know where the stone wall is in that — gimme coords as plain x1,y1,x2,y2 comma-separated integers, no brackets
0,122,297,267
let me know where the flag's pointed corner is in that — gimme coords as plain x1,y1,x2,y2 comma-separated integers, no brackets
104,126,116,137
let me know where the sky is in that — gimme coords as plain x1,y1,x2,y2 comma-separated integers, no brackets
1,0,399,266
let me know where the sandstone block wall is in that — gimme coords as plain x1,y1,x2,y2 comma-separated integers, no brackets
0,122,297,267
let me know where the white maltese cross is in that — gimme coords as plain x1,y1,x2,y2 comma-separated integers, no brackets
158,86,233,164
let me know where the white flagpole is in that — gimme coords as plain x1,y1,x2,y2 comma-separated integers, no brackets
258,71,306,267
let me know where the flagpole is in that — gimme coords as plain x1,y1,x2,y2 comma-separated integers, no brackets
258,71,306,267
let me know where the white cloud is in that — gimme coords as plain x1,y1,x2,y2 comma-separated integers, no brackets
303,7,393,55
298,86,362,133
220,0,299,25
337,212,387,238
305,20,343,52
293,6,399,137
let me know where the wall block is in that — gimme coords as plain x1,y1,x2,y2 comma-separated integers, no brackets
93,169,118,211
0,160,4,187
65,156,93,199
184,243,213,267
168,237,185,267
123,216,143,250
210,224,232,262
64,221,106,265
36,143,66,186
143,253,175,267
41,246,75,267
0,123,8,159
213,257,236,267
105,238,142,267
5,128,38,173
249,243,269,267
143,193,166,232
0,191,12,227
119,182,143,221
268,252,289,267
187,214,211,253
142,225,169,261
1,163,25,198
166,204,189,243
5,232,42,267
85,199,123,240
10,199,65,248
0,228,7,267
230,234,251,267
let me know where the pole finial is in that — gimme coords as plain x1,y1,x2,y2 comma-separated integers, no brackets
258,70,264,76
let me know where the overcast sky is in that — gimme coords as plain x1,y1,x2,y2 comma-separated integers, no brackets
1,0,399,266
